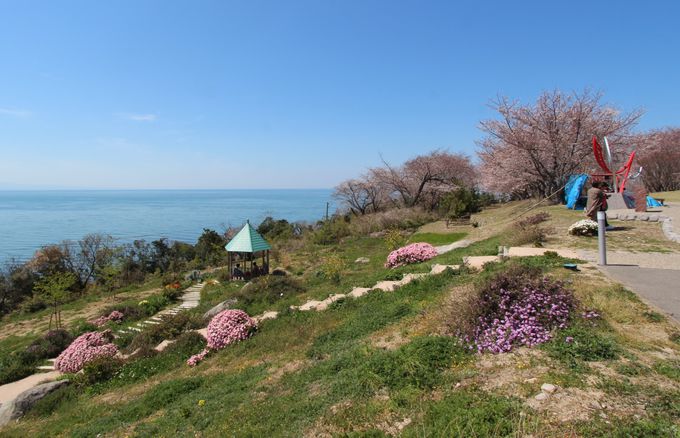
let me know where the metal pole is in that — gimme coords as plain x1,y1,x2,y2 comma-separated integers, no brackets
597,211,607,266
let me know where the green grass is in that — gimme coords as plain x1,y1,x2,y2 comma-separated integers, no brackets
409,232,467,246
4,225,680,436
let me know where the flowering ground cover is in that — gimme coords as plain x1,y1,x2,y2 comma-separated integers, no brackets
385,242,438,268
187,309,257,366
54,331,118,373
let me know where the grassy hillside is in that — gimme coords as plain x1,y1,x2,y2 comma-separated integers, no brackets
2,202,680,437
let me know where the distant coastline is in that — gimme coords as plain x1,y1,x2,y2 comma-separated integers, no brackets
0,189,335,264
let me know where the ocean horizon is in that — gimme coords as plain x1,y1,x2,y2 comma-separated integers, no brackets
0,189,335,264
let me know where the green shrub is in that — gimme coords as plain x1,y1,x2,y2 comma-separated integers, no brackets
384,229,407,251
654,360,680,381
0,329,75,385
236,275,305,308
312,217,351,245
20,295,47,313
439,187,485,220
81,357,125,385
320,254,346,284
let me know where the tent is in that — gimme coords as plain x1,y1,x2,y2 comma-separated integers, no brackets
565,174,589,209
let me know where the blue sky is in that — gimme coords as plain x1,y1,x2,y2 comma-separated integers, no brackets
1,0,678,189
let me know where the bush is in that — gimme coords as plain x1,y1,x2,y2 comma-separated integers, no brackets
25,329,74,360
236,275,305,307
320,254,346,284
459,264,576,353
349,207,436,235
54,331,118,373
384,229,407,251
385,243,438,268
509,213,552,247
81,356,124,384
439,187,485,220
20,295,47,314
311,217,351,244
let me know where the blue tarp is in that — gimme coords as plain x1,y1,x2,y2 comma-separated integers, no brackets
647,196,663,208
565,174,589,209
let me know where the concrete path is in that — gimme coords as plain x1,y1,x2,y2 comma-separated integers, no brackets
601,266,680,323
0,371,62,405
435,239,474,255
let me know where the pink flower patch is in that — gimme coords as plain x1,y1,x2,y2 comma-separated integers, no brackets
385,242,438,268
91,310,125,327
54,331,118,373
186,309,257,366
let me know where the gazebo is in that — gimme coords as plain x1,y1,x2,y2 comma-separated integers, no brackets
225,221,272,280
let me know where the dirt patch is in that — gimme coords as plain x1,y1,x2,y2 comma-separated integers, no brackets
263,359,310,385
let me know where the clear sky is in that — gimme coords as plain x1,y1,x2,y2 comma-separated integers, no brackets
1,0,678,189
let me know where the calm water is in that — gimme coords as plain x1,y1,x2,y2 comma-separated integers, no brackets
0,190,334,264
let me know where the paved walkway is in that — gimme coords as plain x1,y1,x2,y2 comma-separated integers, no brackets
600,265,680,323
0,371,61,405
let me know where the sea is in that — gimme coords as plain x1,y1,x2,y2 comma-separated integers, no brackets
0,189,334,264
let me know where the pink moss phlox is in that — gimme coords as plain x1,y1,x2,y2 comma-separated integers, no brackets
385,242,438,268
91,310,125,327
186,309,257,366
54,331,118,373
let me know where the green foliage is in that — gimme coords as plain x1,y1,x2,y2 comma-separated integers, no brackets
194,228,226,266
320,254,346,284
80,357,125,385
616,361,650,377
236,275,305,310
127,312,205,352
312,217,351,245
402,390,525,437
34,271,77,329
369,336,470,390
643,310,665,323
654,360,680,381
0,329,74,385
543,324,620,370
384,229,407,251
439,188,493,220
257,217,298,240
94,332,207,391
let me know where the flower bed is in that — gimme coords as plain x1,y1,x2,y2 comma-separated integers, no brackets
187,309,257,366
568,219,599,236
54,331,118,373
385,242,438,268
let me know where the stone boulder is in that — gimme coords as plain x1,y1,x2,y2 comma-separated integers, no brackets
354,257,370,264
271,267,291,276
0,379,70,426
203,298,238,320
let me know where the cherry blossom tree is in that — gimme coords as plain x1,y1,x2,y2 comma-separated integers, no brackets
477,90,642,199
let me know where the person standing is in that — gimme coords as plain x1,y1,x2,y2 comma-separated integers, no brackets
585,181,606,221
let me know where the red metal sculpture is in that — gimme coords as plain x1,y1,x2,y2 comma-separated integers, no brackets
591,135,637,193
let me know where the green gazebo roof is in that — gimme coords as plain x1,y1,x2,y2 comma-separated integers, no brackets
225,221,272,253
